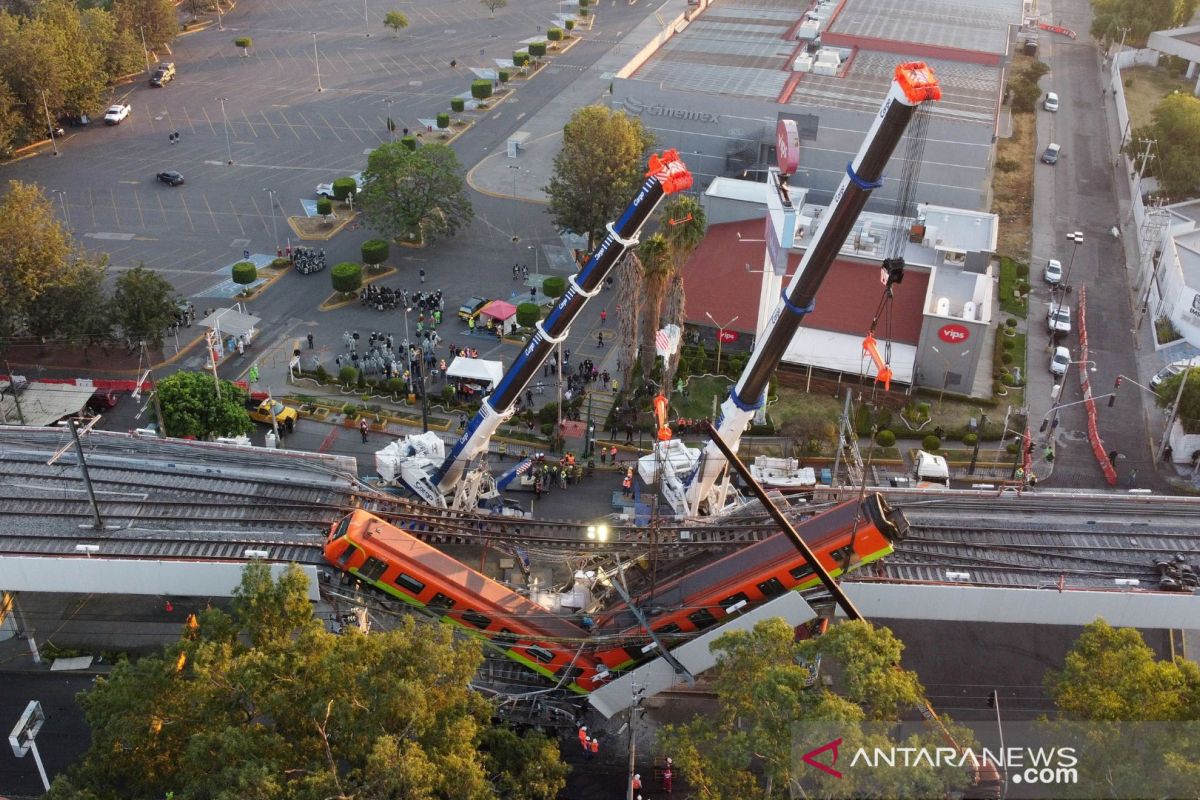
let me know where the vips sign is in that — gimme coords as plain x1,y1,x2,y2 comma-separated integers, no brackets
718,329,739,344
776,119,800,175
938,323,970,344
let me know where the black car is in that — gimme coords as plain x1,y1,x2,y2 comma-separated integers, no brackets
156,170,185,186
47,125,65,138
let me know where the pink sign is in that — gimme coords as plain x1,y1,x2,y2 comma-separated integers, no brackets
776,119,800,175
937,324,970,344
718,329,739,344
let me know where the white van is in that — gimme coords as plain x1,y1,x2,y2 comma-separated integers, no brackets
1043,92,1059,112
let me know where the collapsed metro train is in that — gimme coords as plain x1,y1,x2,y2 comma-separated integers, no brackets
323,494,905,692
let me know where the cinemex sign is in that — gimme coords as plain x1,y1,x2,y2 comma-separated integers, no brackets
622,97,720,124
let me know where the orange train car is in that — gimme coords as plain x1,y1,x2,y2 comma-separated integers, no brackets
592,493,906,671
325,510,601,694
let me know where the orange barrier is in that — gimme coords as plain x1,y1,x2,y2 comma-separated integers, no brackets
861,334,893,391
1076,287,1118,486
652,394,673,441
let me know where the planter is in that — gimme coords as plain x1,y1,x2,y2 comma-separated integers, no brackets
311,406,331,421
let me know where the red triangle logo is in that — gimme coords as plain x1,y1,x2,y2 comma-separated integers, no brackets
802,737,843,778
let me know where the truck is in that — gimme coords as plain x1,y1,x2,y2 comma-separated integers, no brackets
150,62,175,86
651,62,942,516
912,450,950,488
246,397,297,431
376,150,693,509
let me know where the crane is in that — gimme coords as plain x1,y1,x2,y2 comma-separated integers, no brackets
649,62,941,516
377,151,693,509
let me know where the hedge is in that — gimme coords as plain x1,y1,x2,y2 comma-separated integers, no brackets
547,27,563,41
921,434,942,451
962,432,978,447
565,18,576,30
471,80,493,101
231,261,257,286
542,275,566,298
578,6,588,15
331,262,363,294
498,69,510,83
332,176,357,201
875,429,896,447
234,36,252,48
451,97,465,112
513,51,530,67
361,239,389,266
436,112,449,129
516,302,540,328
400,135,417,151
528,41,547,58
316,197,333,216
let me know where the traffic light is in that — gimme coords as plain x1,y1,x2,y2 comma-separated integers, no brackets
1110,376,1123,407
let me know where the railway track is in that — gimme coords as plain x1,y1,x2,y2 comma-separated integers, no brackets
0,528,326,564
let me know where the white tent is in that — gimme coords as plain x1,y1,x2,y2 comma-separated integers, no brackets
445,357,504,390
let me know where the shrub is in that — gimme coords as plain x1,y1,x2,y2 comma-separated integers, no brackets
231,261,257,287
339,368,358,388
548,27,563,41
361,239,389,266
1015,279,1030,295
565,18,576,30
578,0,589,6
578,6,588,15
315,365,329,382
516,302,540,327
436,112,449,129
400,135,417,151
875,429,896,447
451,97,465,112
993,380,1004,395
1005,442,1019,454
234,36,252,48
471,79,493,101
922,434,942,451
528,41,547,58
1124,77,1132,88
1005,317,1017,328
1002,337,1014,350
331,262,363,294
994,157,1019,173
513,50,530,67
387,377,407,396
542,275,566,298
440,385,455,402
332,176,357,201
270,257,290,269
1015,262,1029,278
316,197,333,217
1001,351,1014,365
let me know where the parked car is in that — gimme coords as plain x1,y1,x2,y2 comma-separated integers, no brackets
1041,143,1061,165
246,398,297,431
1150,356,1200,390
47,124,65,139
156,170,185,186
104,103,132,125
1047,303,1071,335
86,389,120,413
458,296,489,321
1043,92,1059,112
1044,258,1063,284
1050,346,1071,377
150,62,175,86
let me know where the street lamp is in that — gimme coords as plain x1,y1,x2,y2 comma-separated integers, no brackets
1061,231,1083,294
52,190,70,230
402,306,412,345
386,99,395,141
363,0,370,36
216,0,223,30
508,163,520,200
313,33,323,92
263,188,280,252
37,88,57,157
218,97,233,164
137,25,151,74
704,312,739,373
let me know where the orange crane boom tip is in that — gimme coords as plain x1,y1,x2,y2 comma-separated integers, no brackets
647,150,693,194
894,61,942,103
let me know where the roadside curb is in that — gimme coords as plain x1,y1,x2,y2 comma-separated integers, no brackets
287,211,358,241
317,265,399,311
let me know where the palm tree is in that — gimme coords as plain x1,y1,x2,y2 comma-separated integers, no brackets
614,251,642,387
657,196,706,388
637,233,673,380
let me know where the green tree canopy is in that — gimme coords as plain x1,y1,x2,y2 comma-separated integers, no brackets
1089,0,1198,47
46,563,567,800
658,618,970,798
113,0,177,48
110,264,179,348
360,141,474,245
383,10,409,35
331,261,363,294
1130,92,1200,199
1155,367,1200,433
155,370,251,439
0,180,76,337
547,105,654,249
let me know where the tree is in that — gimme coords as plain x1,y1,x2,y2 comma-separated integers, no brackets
231,260,257,294
113,0,177,48
547,105,654,249
657,618,971,798
316,196,333,217
1130,93,1200,198
480,0,507,17
436,111,449,129
516,302,540,327
528,41,546,60
359,141,474,245
25,258,111,346
636,232,672,377
513,50,529,68
0,180,75,337
154,370,251,439
471,79,493,104
1155,367,1200,433
331,261,363,295
361,238,389,269
1089,0,1197,47
547,27,563,42
542,275,565,298
383,9,409,36
658,195,705,386
332,176,357,201
46,563,567,800
451,97,466,113
109,265,178,348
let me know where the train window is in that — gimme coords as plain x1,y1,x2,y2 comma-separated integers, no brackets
494,629,519,647
335,544,356,567
393,573,425,595
720,592,750,609
429,593,456,611
331,515,351,541
526,645,555,663
359,557,387,581
687,609,718,630
830,545,854,565
655,623,682,635
556,665,584,681
462,610,491,629
757,577,786,597
789,565,815,582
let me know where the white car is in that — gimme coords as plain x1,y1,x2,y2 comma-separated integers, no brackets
1050,346,1071,376
1044,259,1063,285
316,171,363,199
1150,356,1200,390
1043,92,1059,112
104,103,131,124
1047,303,1071,335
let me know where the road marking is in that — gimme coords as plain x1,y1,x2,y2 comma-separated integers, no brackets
178,191,196,233
83,232,135,240
249,192,271,239
132,189,145,228
110,188,121,227
516,112,526,121
277,110,302,140
241,110,259,138
319,113,343,142
337,112,364,143
259,111,279,139
230,199,247,236
118,180,139,184
156,192,168,226
199,106,217,136
204,160,225,166
202,193,222,235
301,114,321,140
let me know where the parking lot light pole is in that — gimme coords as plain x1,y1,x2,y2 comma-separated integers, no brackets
52,190,70,230
38,89,58,157
704,312,739,373
216,0,224,30
313,33,323,92
386,99,395,141
218,97,233,164
364,0,370,36
138,25,151,74
1062,231,1083,294
264,188,280,252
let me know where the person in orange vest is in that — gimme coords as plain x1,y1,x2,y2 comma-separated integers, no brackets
622,472,632,498
632,773,642,792
577,726,588,752
589,737,599,759
610,445,618,464
662,757,673,792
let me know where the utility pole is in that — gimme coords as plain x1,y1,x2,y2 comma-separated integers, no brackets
1117,26,1130,53
266,386,280,441
138,25,151,74
1159,367,1191,460
831,389,852,488
38,89,58,157
67,418,105,530
313,33,323,92
625,683,644,800
3,360,25,423
142,343,167,434
218,97,233,164
969,412,987,474
205,331,223,401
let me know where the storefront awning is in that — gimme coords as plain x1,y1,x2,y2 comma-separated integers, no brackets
783,328,916,384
